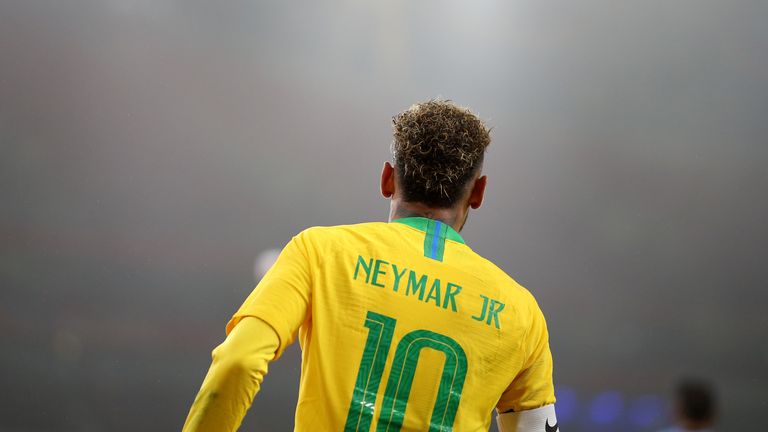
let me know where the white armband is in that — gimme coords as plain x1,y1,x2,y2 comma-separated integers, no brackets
496,404,558,432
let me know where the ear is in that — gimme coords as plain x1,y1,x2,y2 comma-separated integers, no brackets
380,161,396,198
468,175,487,209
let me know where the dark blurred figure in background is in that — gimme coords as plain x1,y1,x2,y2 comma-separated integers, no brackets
659,379,717,432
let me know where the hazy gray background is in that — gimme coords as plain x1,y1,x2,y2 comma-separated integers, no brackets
1,1,767,431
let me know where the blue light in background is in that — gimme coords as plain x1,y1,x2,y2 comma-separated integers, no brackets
589,391,624,425
628,394,665,428
554,385,577,424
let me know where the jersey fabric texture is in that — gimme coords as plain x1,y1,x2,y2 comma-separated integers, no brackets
227,217,555,431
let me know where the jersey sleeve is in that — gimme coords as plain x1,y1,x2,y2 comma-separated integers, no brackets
226,231,313,359
496,299,556,413
182,317,279,432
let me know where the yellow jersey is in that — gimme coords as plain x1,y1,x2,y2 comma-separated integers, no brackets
227,217,555,431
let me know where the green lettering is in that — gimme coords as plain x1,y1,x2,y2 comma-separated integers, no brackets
443,283,462,312
354,256,373,283
425,278,442,306
371,259,389,288
405,271,427,300
487,300,505,329
391,264,407,292
472,295,490,322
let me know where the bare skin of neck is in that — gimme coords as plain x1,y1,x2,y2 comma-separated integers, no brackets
388,200,468,233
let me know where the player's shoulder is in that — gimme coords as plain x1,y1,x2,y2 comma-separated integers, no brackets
292,221,393,246
469,251,541,309
297,221,389,237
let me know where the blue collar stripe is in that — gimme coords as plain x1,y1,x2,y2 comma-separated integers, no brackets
431,221,442,259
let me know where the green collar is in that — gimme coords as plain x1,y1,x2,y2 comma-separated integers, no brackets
391,217,466,245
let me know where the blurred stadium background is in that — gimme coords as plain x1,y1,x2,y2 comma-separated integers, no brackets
1,1,767,431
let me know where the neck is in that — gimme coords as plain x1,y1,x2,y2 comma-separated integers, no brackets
389,200,467,233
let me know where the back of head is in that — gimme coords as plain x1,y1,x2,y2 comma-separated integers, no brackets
392,100,491,208
676,379,717,428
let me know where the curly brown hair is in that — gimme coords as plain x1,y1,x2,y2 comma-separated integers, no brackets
392,100,491,208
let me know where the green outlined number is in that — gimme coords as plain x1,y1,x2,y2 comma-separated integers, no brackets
344,312,397,432
344,311,468,432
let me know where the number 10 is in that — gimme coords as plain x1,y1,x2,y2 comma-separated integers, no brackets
344,311,468,432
